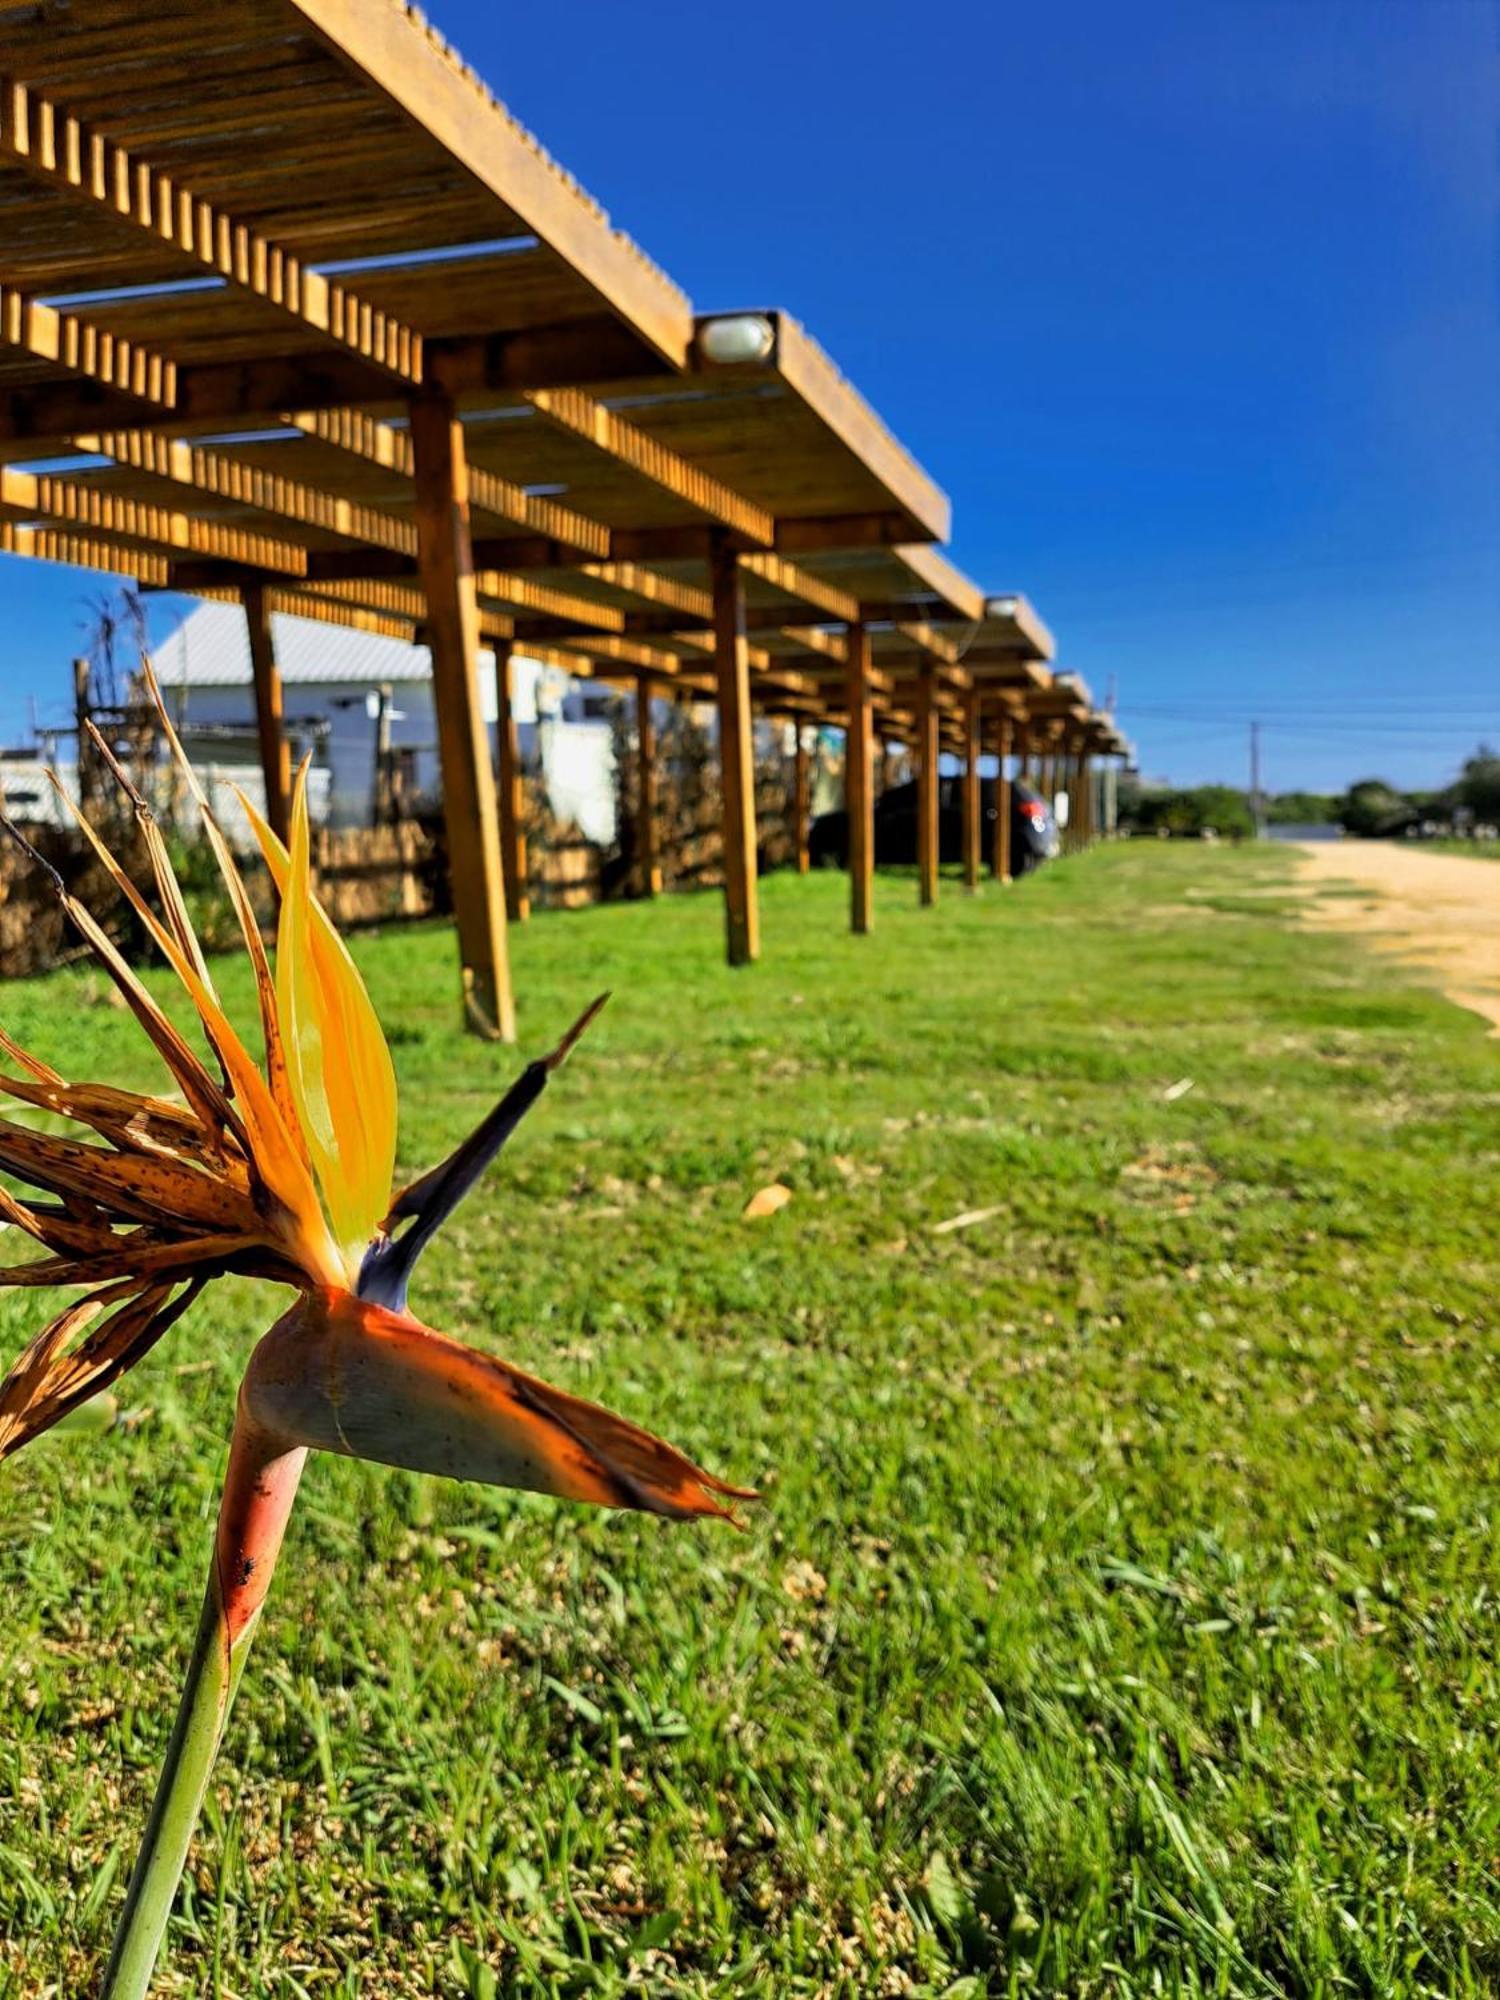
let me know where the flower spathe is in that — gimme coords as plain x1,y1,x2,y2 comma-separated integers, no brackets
0,663,747,1524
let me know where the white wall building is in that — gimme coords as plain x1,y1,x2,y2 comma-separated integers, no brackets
151,602,617,843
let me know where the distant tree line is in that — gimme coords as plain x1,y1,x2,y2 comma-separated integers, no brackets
1119,747,1500,839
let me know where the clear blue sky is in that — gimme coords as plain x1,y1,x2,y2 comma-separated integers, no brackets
2,0,1494,793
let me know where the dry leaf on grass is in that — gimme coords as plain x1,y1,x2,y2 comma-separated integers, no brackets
742,1183,793,1220
932,1204,1004,1236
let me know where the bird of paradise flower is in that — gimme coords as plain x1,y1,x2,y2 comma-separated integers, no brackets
0,669,750,1998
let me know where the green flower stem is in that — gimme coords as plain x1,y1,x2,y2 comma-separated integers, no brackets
102,1403,306,2000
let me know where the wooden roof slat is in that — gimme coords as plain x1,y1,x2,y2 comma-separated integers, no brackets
0,73,423,384
739,551,858,624
519,390,775,545
0,465,308,572
0,280,177,416
77,429,416,556
282,407,609,554
0,518,171,585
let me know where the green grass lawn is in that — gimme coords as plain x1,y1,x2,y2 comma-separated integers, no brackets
1,846,1497,1998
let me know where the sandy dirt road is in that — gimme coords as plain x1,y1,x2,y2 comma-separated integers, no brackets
1295,841,1500,1032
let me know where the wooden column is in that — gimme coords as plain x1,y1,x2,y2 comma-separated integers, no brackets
1077,750,1093,847
846,619,873,933
494,639,529,923
916,662,940,907
242,581,290,844
1057,738,1073,852
711,535,759,965
791,724,810,876
961,687,982,891
409,384,515,1042
635,678,662,897
993,714,1013,882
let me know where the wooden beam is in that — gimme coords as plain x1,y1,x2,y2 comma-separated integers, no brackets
993,714,1013,884
408,384,515,1042
168,532,588,593
474,572,624,632
635,679,662,898
0,519,169,584
846,621,874,935
792,724,810,877
580,562,712,621
895,622,963,668
261,588,415,643
916,665,940,908
242,582,291,845
962,688,981,892
710,536,759,965
284,409,609,555
607,524,718,566
0,466,309,572
0,283,176,411
301,575,512,639
553,633,684,674
493,640,529,924
0,353,401,449
430,317,683,395
739,551,860,625
0,75,421,383
78,429,415,557
522,390,774,546
774,512,917,556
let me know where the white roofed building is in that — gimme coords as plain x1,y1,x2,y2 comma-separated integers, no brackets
152,602,617,843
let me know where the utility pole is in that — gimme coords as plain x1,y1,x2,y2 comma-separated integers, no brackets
1249,720,1264,838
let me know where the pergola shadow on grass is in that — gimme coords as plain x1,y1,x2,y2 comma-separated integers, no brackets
1,847,1496,1995
0,0,1129,1029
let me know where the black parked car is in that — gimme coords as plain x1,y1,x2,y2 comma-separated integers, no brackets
807,776,1058,874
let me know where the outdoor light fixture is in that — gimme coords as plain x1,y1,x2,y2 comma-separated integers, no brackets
698,314,775,366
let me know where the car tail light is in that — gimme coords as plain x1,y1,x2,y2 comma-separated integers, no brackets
1020,799,1047,824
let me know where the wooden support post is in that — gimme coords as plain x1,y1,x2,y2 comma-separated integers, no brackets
711,535,759,966
993,715,1014,882
493,639,529,923
962,688,982,891
1077,750,1093,847
1072,744,1088,852
916,662,939,907
635,677,662,897
792,725,810,876
1057,740,1073,853
242,581,291,845
846,620,873,934
409,385,515,1042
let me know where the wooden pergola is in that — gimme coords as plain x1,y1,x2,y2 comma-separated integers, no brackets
0,0,1116,1036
